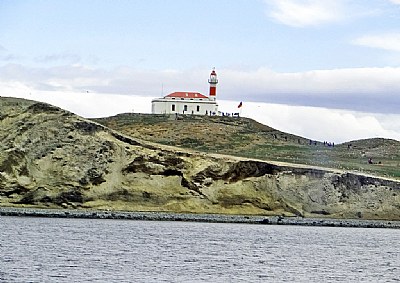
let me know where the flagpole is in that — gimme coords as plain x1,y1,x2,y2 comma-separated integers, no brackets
238,101,243,117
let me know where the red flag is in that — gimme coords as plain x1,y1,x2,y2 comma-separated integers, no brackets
238,101,243,108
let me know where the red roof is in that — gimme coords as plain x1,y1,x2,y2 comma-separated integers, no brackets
165,92,208,99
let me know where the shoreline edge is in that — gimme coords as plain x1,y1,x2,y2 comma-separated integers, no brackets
1,207,399,229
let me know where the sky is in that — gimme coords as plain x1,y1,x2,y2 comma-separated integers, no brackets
1,0,400,143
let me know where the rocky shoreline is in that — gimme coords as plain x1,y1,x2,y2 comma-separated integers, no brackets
1,207,399,229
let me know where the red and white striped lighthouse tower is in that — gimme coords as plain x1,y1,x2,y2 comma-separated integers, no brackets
208,68,218,101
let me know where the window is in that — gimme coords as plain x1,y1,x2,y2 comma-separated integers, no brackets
184,105,188,111
172,104,175,111
196,105,200,112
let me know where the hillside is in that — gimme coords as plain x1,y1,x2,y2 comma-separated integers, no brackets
1,97,400,220
93,113,400,179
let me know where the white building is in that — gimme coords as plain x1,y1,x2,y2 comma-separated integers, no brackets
152,69,219,115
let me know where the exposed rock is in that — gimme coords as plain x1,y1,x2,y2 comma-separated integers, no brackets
1,97,400,220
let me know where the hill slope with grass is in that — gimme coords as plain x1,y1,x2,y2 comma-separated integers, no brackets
1,97,399,220
93,113,400,179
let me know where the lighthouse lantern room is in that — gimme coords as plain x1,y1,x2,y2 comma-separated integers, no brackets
151,69,219,115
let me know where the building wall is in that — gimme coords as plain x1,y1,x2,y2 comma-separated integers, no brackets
152,99,218,115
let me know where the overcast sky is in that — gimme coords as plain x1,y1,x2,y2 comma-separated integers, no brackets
1,0,400,143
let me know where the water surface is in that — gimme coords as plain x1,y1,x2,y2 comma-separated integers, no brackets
0,216,399,282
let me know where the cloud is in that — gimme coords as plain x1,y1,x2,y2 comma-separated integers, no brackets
220,67,400,114
1,64,400,115
0,64,208,96
389,0,400,4
353,33,400,52
1,54,20,62
0,80,153,118
35,53,82,64
0,44,21,62
265,0,345,27
221,100,400,143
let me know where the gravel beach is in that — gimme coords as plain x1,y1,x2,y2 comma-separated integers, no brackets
1,207,399,229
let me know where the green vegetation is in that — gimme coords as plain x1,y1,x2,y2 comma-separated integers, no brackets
93,113,400,179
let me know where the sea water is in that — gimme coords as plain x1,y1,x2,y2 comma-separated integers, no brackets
0,216,399,282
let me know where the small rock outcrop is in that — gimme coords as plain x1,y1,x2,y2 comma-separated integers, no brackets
1,97,399,220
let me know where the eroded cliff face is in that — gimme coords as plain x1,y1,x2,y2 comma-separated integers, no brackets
1,97,399,220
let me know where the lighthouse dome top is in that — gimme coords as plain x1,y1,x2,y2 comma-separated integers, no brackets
208,69,218,85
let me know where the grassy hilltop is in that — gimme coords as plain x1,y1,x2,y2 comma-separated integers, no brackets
93,113,400,179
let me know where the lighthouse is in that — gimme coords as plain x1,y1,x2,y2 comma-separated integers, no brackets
151,68,218,115
208,68,218,101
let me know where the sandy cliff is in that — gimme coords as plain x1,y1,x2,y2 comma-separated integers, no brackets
1,97,399,220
